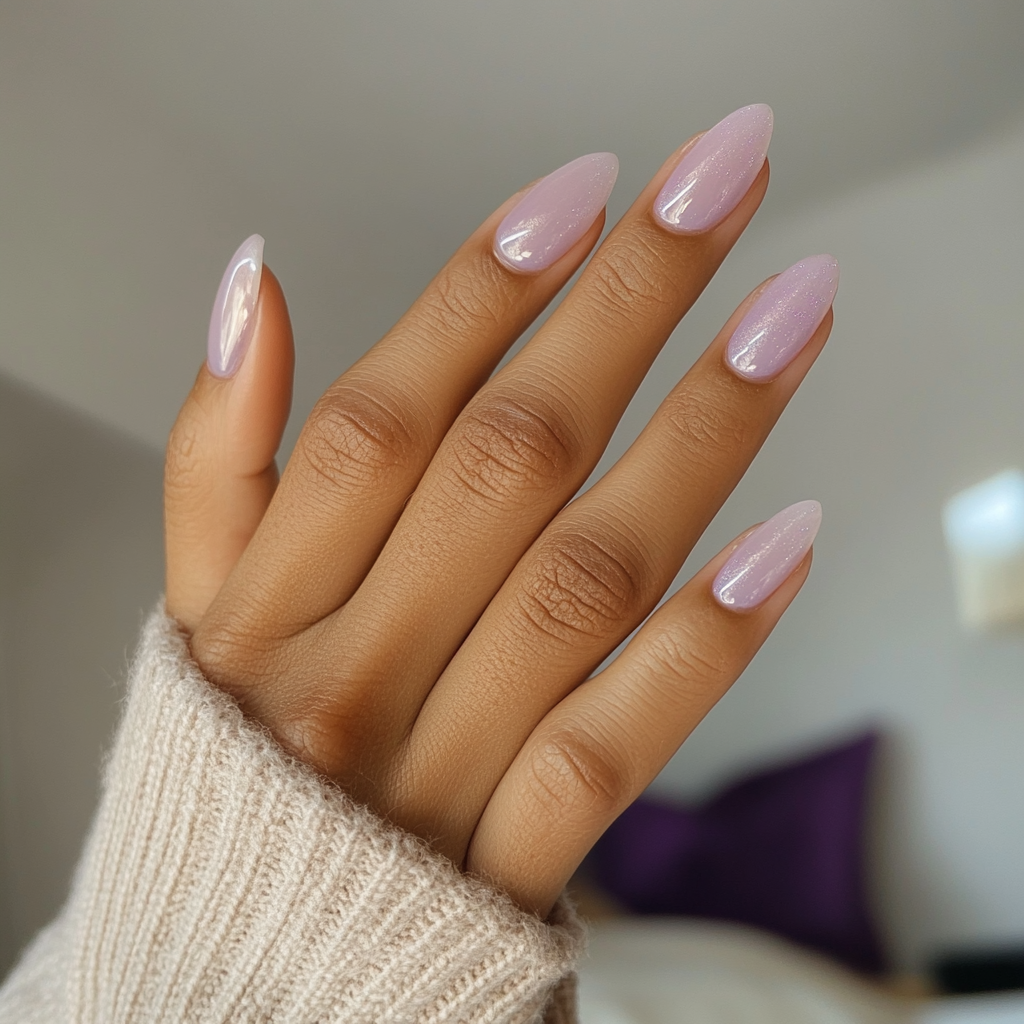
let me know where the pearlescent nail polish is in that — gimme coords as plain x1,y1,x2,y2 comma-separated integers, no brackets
712,500,821,611
207,234,264,378
654,104,773,234
494,153,619,273
727,255,839,382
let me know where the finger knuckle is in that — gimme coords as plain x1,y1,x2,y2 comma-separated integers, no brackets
190,614,277,693
663,390,752,471
589,242,671,318
272,694,372,782
419,258,509,337
446,393,580,506
518,531,647,644
192,625,379,783
164,411,208,501
273,710,339,770
527,728,630,822
300,385,419,489
644,621,731,694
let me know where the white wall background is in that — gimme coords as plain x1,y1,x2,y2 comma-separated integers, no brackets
1,0,1023,979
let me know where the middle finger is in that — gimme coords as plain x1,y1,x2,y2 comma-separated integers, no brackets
407,256,837,852
331,106,774,736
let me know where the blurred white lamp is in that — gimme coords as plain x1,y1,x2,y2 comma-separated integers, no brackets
943,469,1024,630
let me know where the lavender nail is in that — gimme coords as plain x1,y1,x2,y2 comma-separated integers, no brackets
654,104,773,234
207,234,264,378
494,153,619,274
712,501,821,611
727,255,839,382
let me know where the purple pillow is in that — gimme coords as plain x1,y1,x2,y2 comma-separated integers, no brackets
588,732,885,974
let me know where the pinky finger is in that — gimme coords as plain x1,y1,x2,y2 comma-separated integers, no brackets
468,501,821,916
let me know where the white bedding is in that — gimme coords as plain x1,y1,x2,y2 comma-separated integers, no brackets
576,919,1024,1023
921,993,1024,1023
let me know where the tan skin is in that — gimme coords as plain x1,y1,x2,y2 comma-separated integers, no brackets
165,133,828,917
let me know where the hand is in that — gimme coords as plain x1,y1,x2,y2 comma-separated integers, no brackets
164,105,835,917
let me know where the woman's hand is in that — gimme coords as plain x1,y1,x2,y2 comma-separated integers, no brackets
164,104,836,917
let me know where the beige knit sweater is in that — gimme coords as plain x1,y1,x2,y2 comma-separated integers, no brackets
0,611,585,1023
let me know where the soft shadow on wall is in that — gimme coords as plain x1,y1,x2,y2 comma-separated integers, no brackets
0,375,163,977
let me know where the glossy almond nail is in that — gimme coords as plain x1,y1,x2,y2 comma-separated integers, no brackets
712,501,821,611
727,255,839,382
494,153,619,273
654,104,773,234
207,234,264,379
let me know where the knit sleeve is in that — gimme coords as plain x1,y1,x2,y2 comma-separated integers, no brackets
0,609,585,1023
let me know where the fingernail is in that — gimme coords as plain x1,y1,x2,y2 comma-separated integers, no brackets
654,104,773,234
712,500,821,611
207,234,264,378
727,255,839,382
494,153,619,273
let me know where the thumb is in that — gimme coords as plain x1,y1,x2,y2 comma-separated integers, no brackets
165,236,294,632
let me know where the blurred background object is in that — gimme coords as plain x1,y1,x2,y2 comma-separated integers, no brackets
2,0,1024,994
942,471,1024,631
576,918,910,1024
586,733,885,974
932,946,1024,996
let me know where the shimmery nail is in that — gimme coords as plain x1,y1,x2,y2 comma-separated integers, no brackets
654,104,773,234
494,153,618,273
207,234,264,378
727,255,839,382
712,501,821,611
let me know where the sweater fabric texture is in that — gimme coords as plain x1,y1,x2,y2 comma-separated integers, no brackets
0,610,585,1022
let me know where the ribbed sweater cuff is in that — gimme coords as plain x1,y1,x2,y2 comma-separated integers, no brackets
55,609,585,1022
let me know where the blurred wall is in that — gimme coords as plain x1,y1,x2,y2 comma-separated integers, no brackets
0,378,163,977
